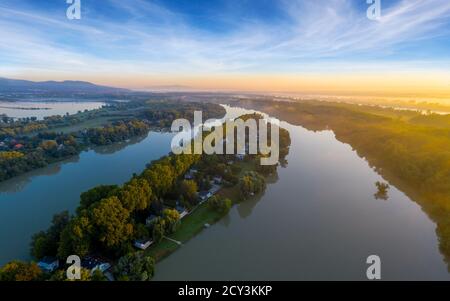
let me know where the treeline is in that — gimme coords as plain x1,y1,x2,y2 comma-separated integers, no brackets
0,120,149,181
85,120,149,145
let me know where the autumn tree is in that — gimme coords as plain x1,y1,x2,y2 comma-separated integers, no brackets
0,261,42,281
90,196,133,250
119,178,153,212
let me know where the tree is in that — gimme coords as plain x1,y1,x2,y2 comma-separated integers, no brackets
142,163,175,197
58,215,92,260
40,140,58,151
208,196,232,214
114,252,155,281
0,261,42,281
90,196,133,250
50,268,93,281
239,171,266,199
152,218,166,243
31,211,70,259
179,180,198,205
119,178,153,212
163,208,180,234
79,185,120,212
374,181,390,200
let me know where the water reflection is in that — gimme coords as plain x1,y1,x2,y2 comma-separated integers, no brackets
0,156,80,194
236,173,280,220
0,135,148,194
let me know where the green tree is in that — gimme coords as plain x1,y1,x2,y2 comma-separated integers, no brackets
239,171,266,199
179,180,198,205
152,218,166,243
114,252,155,281
79,185,119,212
49,268,93,281
163,208,180,234
31,211,70,259
57,215,92,260
208,196,232,214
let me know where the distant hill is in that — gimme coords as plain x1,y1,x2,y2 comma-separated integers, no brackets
0,78,130,94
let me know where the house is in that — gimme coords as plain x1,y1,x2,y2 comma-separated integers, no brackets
37,257,59,273
198,191,211,202
213,176,223,184
175,204,189,219
146,214,158,226
209,184,221,196
134,239,154,250
81,256,111,274
13,143,24,150
184,168,198,180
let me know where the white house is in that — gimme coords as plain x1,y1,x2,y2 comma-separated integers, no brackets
134,239,154,250
37,257,59,273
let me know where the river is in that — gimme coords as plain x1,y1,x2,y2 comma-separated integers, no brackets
0,105,448,280
0,101,105,120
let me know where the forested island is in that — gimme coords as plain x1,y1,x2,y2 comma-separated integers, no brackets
226,98,450,269
0,113,291,281
0,101,225,182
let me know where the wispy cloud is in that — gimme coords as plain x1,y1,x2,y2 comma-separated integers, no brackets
0,0,450,86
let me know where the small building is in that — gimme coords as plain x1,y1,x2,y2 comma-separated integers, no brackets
175,204,189,219
184,168,198,180
209,184,221,196
146,214,158,226
198,191,211,202
213,176,223,184
13,143,24,150
134,239,153,250
37,257,59,273
81,256,111,274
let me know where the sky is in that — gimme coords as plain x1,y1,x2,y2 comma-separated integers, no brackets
0,0,450,98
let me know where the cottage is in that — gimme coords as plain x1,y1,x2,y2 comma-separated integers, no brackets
146,214,158,226
184,168,198,180
13,143,24,150
134,239,154,250
175,204,189,219
81,256,111,274
37,257,59,273
213,176,223,184
198,191,211,202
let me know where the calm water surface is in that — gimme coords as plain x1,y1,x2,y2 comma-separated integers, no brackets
0,106,448,280
0,101,105,119
0,132,174,265
153,106,450,281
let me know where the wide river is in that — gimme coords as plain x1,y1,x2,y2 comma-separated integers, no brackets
0,105,449,280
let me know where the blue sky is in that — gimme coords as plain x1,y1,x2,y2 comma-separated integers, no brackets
0,0,450,94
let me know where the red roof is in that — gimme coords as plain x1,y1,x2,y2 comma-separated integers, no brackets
14,144,24,149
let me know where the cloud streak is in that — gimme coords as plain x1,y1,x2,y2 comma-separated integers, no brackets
0,0,449,90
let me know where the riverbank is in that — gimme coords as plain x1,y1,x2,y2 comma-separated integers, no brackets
145,161,264,263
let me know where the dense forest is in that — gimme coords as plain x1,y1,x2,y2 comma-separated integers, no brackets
230,98,450,269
